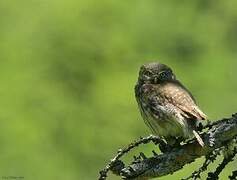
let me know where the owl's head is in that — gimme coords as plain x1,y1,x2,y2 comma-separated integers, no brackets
138,62,176,84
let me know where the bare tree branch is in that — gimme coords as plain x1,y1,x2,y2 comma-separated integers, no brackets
99,113,237,179
207,146,237,180
99,135,165,180
182,148,220,180
121,114,237,179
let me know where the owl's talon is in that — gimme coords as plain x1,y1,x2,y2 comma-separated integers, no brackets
173,137,183,147
197,122,204,131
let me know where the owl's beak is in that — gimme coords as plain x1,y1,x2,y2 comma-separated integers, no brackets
154,76,158,84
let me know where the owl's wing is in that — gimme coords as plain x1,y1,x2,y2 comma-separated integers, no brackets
177,102,207,120
158,81,207,121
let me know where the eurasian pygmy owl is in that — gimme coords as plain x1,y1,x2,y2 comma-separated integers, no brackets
135,62,207,147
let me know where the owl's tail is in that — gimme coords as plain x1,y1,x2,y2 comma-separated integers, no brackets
193,130,204,147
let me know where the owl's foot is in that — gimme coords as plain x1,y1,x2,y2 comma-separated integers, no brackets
197,122,204,131
174,137,184,146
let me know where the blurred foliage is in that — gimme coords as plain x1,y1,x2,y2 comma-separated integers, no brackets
0,0,237,179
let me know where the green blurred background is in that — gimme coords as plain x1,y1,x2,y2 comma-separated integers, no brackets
0,0,237,179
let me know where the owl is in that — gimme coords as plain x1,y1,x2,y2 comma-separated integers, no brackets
135,62,207,147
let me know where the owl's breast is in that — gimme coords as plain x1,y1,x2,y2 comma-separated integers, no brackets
135,82,191,138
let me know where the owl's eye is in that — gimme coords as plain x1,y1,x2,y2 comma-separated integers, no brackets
144,71,153,77
159,71,171,80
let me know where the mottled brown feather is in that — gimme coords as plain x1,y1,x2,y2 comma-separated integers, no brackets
153,80,207,121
